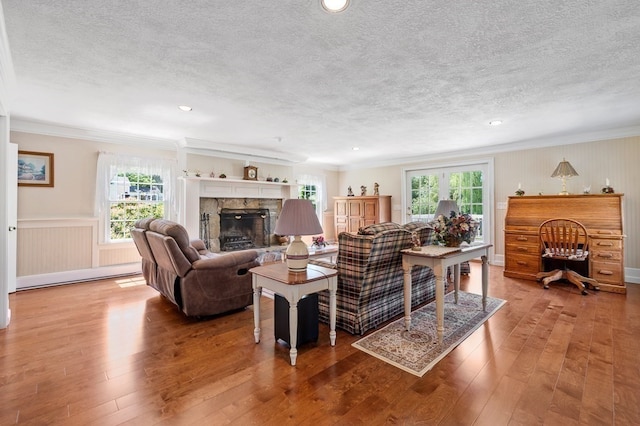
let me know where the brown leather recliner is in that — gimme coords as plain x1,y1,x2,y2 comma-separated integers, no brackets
133,218,260,317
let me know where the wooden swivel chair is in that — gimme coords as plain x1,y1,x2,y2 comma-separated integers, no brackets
536,218,600,295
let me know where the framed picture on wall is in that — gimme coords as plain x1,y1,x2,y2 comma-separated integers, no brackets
18,150,54,187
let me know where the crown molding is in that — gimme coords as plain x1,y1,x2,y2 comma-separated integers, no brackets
337,125,640,171
179,137,307,165
10,118,178,150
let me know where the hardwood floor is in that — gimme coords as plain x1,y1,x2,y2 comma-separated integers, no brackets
1,264,639,425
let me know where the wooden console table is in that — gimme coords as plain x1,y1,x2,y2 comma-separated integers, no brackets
504,194,625,293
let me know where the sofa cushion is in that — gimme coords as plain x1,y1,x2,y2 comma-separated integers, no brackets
357,221,402,235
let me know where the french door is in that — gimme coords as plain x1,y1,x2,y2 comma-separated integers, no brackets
404,161,492,244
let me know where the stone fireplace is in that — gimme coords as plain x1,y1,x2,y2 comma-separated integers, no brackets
179,177,297,252
200,197,281,252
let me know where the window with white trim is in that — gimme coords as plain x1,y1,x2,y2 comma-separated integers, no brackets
95,152,176,242
296,174,325,226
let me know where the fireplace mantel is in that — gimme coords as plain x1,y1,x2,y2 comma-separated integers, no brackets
179,177,298,238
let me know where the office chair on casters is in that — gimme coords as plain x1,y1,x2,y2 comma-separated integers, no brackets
536,218,600,295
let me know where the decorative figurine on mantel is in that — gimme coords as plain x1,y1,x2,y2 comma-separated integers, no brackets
602,178,615,193
515,182,525,196
374,182,379,196
209,171,215,178
347,186,354,196
360,185,367,196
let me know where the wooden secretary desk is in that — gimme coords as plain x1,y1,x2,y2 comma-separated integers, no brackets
504,194,625,294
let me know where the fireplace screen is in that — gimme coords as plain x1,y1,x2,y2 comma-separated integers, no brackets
219,208,270,251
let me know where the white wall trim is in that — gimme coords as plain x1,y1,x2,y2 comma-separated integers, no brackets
337,127,640,171
10,118,178,151
625,267,640,285
16,263,141,290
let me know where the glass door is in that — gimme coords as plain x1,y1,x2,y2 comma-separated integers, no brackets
405,162,490,243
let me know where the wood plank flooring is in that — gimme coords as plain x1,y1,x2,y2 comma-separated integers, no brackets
1,263,639,425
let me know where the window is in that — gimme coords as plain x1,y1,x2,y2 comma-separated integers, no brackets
96,152,176,242
296,174,326,225
404,161,492,244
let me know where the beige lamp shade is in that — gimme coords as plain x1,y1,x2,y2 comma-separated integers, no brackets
551,158,579,195
274,199,323,272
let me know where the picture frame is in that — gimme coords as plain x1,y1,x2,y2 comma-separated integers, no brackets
18,150,54,187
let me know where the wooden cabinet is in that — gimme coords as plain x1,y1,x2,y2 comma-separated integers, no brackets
333,196,391,237
504,194,625,293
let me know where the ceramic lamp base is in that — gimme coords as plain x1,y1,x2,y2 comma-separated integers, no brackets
285,236,309,272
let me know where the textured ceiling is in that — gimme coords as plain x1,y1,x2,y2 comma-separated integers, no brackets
3,0,640,166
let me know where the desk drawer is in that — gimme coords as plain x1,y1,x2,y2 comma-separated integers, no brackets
505,253,539,275
590,260,623,285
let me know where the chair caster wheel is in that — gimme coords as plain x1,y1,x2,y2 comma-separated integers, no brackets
581,290,588,295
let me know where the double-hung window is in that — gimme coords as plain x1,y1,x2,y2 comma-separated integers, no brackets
296,174,326,226
95,152,176,242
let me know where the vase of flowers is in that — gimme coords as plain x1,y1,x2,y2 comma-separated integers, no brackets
433,211,478,247
312,235,326,248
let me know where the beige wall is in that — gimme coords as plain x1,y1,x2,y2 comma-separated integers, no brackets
337,137,640,274
10,130,639,283
12,131,340,281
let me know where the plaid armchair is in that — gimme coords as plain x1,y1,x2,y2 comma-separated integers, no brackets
311,222,436,335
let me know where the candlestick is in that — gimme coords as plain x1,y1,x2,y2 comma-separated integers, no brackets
606,178,610,186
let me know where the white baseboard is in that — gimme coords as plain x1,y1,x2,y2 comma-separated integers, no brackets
625,267,640,284
16,264,142,290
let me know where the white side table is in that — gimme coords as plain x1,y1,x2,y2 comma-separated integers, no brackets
401,243,492,343
250,262,338,366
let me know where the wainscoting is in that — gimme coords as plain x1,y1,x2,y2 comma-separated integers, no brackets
16,218,140,289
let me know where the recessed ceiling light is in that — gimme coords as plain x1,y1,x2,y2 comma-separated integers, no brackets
178,105,192,112
321,0,350,13
352,147,360,151
489,120,502,126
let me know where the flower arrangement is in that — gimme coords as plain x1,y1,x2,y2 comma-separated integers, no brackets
312,235,326,248
433,211,478,247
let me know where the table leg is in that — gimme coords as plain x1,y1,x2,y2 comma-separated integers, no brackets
329,287,337,346
433,263,446,344
482,254,489,311
453,263,460,304
402,258,412,330
288,299,298,366
253,284,261,343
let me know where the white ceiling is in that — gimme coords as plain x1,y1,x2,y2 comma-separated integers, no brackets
3,1,640,166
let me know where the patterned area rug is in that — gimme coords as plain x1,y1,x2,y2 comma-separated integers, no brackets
352,291,506,377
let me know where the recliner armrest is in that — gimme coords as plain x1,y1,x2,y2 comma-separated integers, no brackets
192,250,259,270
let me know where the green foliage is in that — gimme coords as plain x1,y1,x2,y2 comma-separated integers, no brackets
410,175,439,215
110,201,164,240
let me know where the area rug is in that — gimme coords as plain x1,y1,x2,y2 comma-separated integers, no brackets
352,291,506,377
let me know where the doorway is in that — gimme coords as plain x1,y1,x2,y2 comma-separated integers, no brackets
403,159,493,245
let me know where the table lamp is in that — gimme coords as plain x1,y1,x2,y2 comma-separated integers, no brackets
551,158,579,195
434,199,459,219
274,199,323,272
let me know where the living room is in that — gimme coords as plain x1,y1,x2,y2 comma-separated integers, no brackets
2,1,640,423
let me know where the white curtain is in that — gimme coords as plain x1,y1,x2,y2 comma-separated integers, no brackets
95,152,177,241
296,173,326,223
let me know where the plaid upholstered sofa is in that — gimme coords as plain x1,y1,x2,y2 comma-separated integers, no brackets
310,222,437,335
